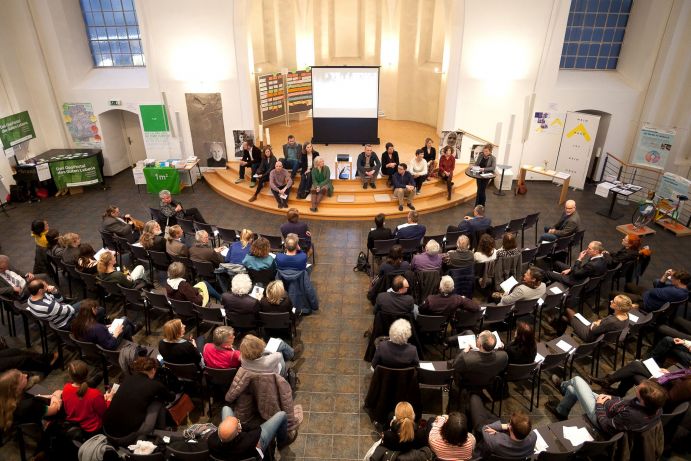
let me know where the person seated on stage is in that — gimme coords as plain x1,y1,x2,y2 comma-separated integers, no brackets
505,322,537,365
555,294,632,340
96,251,148,289
61,232,82,265
269,161,293,209
428,412,476,461
76,243,98,274
367,213,393,250
222,274,259,320
455,205,492,235
166,225,189,257
159,189,206,225
27,279,78,330
203,326,241,369
604,233,641,269
410,149,428,194
544,240,608,287
394,210,426,242
381,142,400,186
474,234,497,263
166,261,220,306
379,244,410,277
208,406,294,460
443,235,474,270
280,208,311,250
495,267,546,306
71,299,135,350
158,319,202,366
248,145,278,202
46,229,65,260
139,220,166,253
300,142,320,177
225,229,254,264
439,145,456,201
189,230,225,269
374,275,416,317
545,375,667,434
242,237,276,272
62,360,112,437
275,234,308,272
0,254,44,301
309,156,332,213
371,319,420,369
422,137,437,178
100,205,140,241
419,275,480,318
539,199,580,242
469,394,536,459
379,401,428,452
235,138,262,185
281,134,302,179
625,268,690,313
452,331,508,388
411,239,442,272
259,280,294,316
392,162,416,212
357,144,381,189
496,233,521,259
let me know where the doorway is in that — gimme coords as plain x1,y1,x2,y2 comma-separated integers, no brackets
98,109,146,175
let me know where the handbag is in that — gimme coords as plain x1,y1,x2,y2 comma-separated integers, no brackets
369,444,399,461
167,393,194,426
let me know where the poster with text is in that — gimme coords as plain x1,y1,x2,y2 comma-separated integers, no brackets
63,103,101,147
0,111,36,149
256,73,286,121
286,69,312,113
185,93,227,171
554,112,600,190
140,104,172,157
631,125,675,170
533,111,566,135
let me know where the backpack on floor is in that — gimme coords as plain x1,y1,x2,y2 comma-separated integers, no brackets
353,251,372,276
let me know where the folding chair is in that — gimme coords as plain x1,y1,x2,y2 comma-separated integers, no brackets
521,212,540,247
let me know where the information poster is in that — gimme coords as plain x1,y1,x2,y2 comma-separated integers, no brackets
48,154,103,188
256,73,286,121
631,125,675,170
0,111,36,149
140,104,172,156
286,69,312,113
533,111,566,135
63,103,101,147
554,111,600,190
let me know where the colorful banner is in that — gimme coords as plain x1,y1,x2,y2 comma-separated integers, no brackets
256,73,286,121
533,111,566,135
143,166,180,194
286,69,312,113
631,125,675,170
63,103,101,147
554,111,600,190
0,111,36,149
48,154,103,188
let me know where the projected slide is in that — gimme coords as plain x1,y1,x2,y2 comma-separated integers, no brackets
312,67,379,118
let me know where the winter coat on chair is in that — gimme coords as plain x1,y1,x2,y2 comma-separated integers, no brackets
493,253,522,291
276,268,319,314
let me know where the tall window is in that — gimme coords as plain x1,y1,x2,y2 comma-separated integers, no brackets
560,0,632,70
80,0,145,67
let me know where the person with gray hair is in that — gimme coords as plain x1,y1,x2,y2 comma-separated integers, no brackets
221,273,259,323
420,275,480,317
411,239,442,271
189,229,225,269
451,329,508,389
443,235,474,270
371,319,420,369
202,326,241,369
158,189,206,225
275,233,308,272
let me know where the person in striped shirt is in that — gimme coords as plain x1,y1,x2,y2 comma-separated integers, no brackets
428,412,476,461
27,279,77,329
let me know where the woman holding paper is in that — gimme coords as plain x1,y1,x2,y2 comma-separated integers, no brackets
558,294,632,341
71,299,136,350
158,319,202,366
473,144,496,207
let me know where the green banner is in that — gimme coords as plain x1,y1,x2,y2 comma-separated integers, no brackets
0,111,36,149
140,105,169,132
48,155,103,188
143,167,180,194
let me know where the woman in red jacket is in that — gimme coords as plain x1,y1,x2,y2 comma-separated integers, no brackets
439,146,456,200
62,360,112,437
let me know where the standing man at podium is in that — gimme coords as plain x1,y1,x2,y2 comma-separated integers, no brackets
474,144,496,207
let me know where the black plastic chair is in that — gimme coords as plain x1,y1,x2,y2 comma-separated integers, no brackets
166,445,209,461
568,229,586,263
506,217,524,237
563,277,589,310
481,305,513,343
259,311,295,344
100,231,117,251
144,291,173,324
512,298,538,334
49,324,79,369
119,285,148,333
578,275,604,315
550,235,573,269
574,431,623,460
622,310,652,365
216,227,240,244
149,251,172,279
443,230,464,251
262,234,284,252
191,260,217,288
536,451,574,461
370,238,397,274
415,314,448,357
70,334,110,385
498,362,539,414
227,311,260,334
520,247,538,270
99,279,124,313
177,218,197,240
488,223,509,240
63,262,85,299
521,212,540,247
129,244,153,282
534,241,556,265
536,351,569,408
196,305,226,334
78,270,104,303
565,336,602,378
417,367,454,414
125,450,166,461
594,328,626,375
203,367,238,418
398,237,422,261
169,298,199,331
447,267,474,299
247,268,277,287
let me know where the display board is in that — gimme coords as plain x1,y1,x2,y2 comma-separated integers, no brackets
63,103,101,148
286,69,313,113
47,153,103,188
631,125,675,170
554,111,600,190
256,73,286,122
0,111,36,149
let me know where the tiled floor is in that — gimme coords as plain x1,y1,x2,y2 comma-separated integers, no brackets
0,170,689,460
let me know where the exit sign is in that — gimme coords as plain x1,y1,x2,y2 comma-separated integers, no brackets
109,100,122,106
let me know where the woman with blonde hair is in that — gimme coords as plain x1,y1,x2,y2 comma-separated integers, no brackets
61,232,82,265
96,251,148,289
239,334,295,377
165,225,189,257
259,280,294,315
380,401,426,451
139,220,166,252
557,294,633,341
158,318,202,366
309,156,333,212
225,228,255,264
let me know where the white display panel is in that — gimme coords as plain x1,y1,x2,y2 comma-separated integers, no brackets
311,67,379,118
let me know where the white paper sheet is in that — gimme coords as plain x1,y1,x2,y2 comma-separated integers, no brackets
595,182,616,198
554,172,571,180
250,285,265,300
629,313,639,323
108,318,124,335
549,286,563,294
537,298,545,306
562,426,593,446
492,331,504,350
556,340,574,353
643,358,664,378
419,362,435,371
458,334,476,350
220,308,226,317
574,313,591,326
36,163,51,181
534,429,549,454
265,337,282,353
220,247,229,257
500,276,519,293
94,247,115,260
535,353,545,364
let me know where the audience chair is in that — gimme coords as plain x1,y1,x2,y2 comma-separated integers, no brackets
8,300,33,348
398,237,422,261
216,226,240,245
598,264,620,314
96,344,123,377
536,451,574,461
498,362,540,414
506,217,524,237
210,455,258,461
637,302,672,355
14,422,44,461
423,234,445,249
621,310,652,365
550,235,573,269
480,304,513,344
49,324,79,369
485,455,531,461
119,285,148,333
64,262,86,299
148,250,172,279
370,238,398,274
190,260,218,290
299,237,316,265
415,314,448,357
417,367,454,414
177,218,197,240
227,311,260,335
46,253,67,289
163,361,203,395
661,401,690,454
669,296,689,321
70,334,110,385
615,258,636,289
520,247,538,270
149,207,167,228
125,450,166,461
442,230,464,251
259,311,295,344
413,270,441,305
447,267,474,299
262,234,284,252
77,270,104,303
144,291,173,324
247,268,277,287
169,254,195,280
578,275,604,315
512,298,539,334
574,431,624,460
169,298,199,331
565,336,602,378
568,229,586,263
166,444,209,461
113,234,132,267
196,304,226,334
100,230,117,252
563,278,589,311
98,279,125,314
364,365,421,426
534,241,556,266
445,310,484,359
203,367,238,418
488,223,509,241
24,309,50,355
129,244,153,282
594,328,627,375
521,212,540,247
536,351,569,408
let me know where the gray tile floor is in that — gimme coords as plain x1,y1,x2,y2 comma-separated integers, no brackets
0,171,689,460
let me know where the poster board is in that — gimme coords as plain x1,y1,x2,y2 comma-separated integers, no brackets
0,111,36,149
631,125,675,170
554,111,600,190
286,69,312,114
62,104,101,147
256,73,286,122
48,153,103,188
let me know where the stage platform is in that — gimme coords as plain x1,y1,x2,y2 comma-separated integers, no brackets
204,119,477,220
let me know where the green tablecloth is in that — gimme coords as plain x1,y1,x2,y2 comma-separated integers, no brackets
143,166,181,194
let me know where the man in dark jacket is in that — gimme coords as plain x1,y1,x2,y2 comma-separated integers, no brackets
451,330,508,390
374,275,416,316
159,189,206,225
545,240,608,286
236,139,262,185
539,199,581,242
392,163,416,211
189,230,224,268
356,145,381,189
394,211,426,242
456,205,492,234
367,213,393,250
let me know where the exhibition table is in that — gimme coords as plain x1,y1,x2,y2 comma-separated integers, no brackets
515,165,570,205
142,159,201,194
